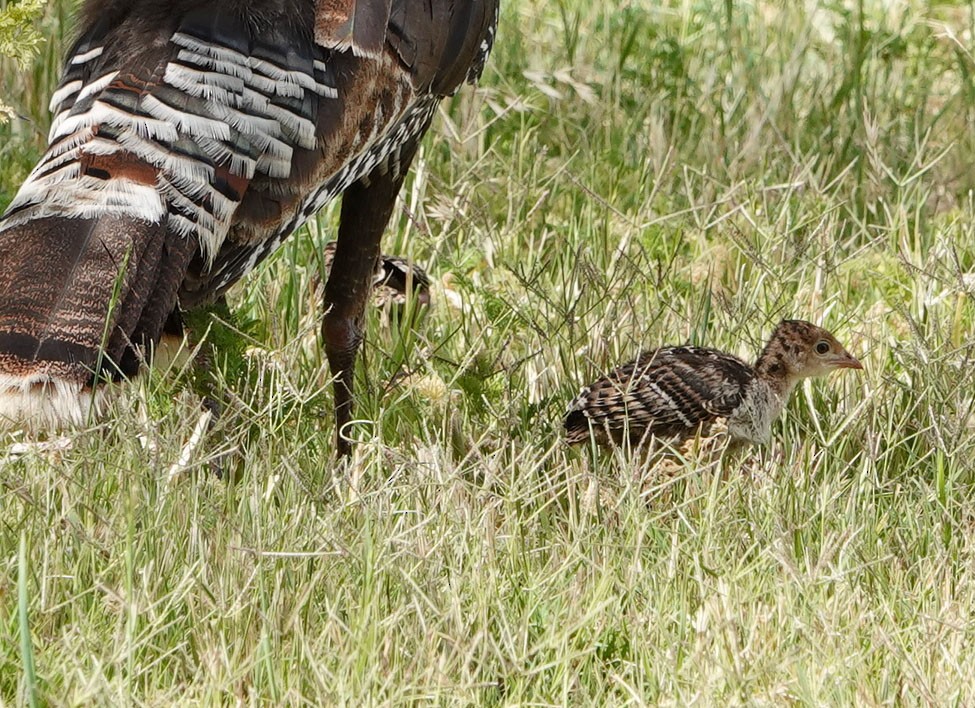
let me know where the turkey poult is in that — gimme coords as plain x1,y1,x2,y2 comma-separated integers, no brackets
0,0,498,454
320,240,431,309
565,320,862,448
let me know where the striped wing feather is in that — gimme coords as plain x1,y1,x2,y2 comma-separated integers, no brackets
0,0,496,391
318,240,430,307
182,0,497,304
565,346,754,446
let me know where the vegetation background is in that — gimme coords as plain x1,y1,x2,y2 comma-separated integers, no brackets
3,0,975,703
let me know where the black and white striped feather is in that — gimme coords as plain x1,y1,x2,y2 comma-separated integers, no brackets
0,0,497,428
319,239,430,308
565,347,754,447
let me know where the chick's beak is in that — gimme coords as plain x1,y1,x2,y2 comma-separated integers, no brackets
833,350,863,370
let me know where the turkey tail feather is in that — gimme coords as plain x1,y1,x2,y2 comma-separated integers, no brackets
0,215,189,427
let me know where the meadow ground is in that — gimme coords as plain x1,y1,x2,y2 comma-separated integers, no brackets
3,0,975,703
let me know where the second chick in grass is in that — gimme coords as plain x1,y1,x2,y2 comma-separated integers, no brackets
319,240,431,309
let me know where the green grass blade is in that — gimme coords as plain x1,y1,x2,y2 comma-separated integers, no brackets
18,533,38,708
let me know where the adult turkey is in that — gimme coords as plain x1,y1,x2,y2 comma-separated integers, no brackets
0,0,498,454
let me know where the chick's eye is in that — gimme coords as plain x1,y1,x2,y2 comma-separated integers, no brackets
815,340,831,355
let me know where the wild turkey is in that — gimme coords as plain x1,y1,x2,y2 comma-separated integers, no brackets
0,0,498,454
319,239,431,309
565,319,862,448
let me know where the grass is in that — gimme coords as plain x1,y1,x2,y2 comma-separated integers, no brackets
3,0,975,703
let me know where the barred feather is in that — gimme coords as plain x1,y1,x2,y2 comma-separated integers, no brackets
565,347,754,447
318,240,430,308
0,0,497,428
565,320,862,448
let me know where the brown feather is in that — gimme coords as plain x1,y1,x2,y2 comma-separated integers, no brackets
566,320,861,448
315,0,393,58
316,240,430,308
